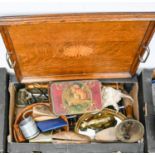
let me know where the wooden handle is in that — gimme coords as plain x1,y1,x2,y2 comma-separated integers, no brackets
123,97,133,119
125,105,133,119
26,84,48,89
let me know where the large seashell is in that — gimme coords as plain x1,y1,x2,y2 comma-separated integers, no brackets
102,87,133,111
95,127,118,142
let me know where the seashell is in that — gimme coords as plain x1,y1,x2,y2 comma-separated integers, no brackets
102,87,133,111
51,131,91,144
95,127,118,142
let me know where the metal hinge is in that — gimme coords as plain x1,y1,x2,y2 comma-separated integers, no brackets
139,46,150,63
6,51,16,69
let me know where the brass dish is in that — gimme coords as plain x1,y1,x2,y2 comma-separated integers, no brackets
75,108,126,139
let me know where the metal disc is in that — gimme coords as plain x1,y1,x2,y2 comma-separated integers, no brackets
115,119,144,143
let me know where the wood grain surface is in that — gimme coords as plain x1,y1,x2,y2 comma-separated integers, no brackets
0,12,155,26
0,13,155,83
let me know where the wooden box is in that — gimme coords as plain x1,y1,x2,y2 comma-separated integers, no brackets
139,69,155,152
0,12,155,153
0,68,9,153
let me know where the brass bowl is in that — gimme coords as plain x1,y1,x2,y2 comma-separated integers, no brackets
75,108,126,139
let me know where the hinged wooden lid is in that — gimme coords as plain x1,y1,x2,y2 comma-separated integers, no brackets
0,13,155,83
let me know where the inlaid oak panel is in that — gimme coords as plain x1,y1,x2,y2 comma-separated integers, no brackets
1,13,155,82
